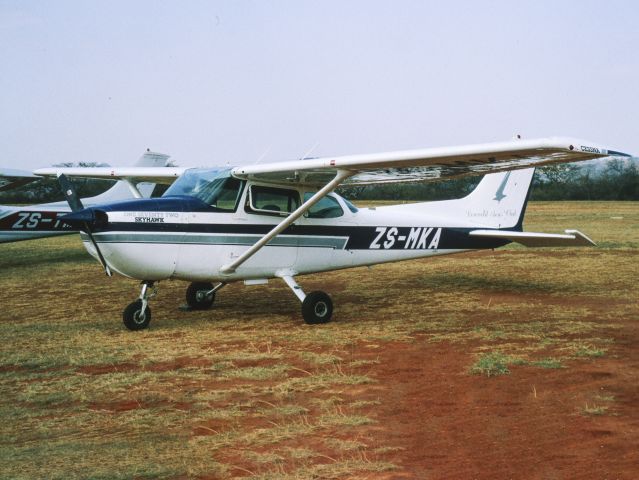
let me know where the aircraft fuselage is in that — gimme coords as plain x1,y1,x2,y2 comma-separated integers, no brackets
73,189,506,283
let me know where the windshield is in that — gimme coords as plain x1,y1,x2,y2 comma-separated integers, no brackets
163,168,244,212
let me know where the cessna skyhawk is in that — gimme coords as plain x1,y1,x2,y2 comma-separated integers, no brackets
34,137,630,330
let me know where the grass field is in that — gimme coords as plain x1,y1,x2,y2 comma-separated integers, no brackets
1,201,638,479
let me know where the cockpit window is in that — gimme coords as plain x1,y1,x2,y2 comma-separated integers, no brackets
342,198,359,213
163,168,244,212
303,193,344,218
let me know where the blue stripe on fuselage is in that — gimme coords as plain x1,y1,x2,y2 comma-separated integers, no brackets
91,223,508,251
78,197,509,250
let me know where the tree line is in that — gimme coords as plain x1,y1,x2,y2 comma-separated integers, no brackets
338,158,639,202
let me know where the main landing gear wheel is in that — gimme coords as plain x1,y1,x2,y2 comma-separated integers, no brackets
186,282,215,310
123,300,152,331
302,291,333,325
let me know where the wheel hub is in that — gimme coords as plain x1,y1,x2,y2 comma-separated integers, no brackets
314,302,328,317
133,310,146,324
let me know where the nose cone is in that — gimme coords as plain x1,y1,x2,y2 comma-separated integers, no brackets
61,208,109,230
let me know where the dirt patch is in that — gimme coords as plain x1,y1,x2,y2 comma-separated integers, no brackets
360,328,639,478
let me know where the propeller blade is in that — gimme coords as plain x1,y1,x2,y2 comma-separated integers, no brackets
84,227,112,277
57,174,112,276
57,173,84,212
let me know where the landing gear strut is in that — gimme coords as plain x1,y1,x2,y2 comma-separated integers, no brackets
280,275,333,324
123,281,156,331
185,282,225,310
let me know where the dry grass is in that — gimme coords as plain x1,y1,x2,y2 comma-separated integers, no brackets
1,201,637,478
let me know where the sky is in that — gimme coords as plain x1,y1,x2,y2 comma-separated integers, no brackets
1,0,638,169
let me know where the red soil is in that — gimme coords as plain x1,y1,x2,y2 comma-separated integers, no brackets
364,333,639,479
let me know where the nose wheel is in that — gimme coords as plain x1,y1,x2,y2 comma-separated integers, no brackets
123,281,156,330
123,300,151,330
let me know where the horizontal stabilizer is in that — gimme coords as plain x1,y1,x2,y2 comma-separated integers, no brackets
469,229,596,247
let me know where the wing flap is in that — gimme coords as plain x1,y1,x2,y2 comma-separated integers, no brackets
469,229,596,247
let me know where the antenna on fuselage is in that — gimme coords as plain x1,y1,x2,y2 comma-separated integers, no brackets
301,142,319,160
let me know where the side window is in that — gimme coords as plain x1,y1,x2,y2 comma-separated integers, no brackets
303,193,344,218
200,177,244,212
248,185,300,215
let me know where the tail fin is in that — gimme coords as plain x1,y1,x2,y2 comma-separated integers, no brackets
83,150,170,204
461,168,535,230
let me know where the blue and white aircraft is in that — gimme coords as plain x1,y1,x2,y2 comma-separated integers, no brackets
34,137,630,330
0,151,170,243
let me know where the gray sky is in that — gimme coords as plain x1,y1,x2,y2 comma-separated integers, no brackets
1,0,638,169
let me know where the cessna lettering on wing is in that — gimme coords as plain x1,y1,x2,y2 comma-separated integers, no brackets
580,146,601,154
370,226,442,250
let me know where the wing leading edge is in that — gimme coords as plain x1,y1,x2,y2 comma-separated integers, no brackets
232,137,631,186
32,137,631,188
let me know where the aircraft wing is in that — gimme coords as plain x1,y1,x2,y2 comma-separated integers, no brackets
232,137,631,186
0,168,40,192
33,167,186,185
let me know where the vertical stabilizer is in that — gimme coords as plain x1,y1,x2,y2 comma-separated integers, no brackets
461,168,535,230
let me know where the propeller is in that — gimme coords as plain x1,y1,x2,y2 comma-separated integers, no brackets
58,174,112,276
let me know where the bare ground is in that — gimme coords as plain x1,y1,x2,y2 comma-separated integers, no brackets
1,201,638,479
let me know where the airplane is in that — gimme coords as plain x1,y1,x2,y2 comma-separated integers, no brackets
0,150,170,243
33,136,630,331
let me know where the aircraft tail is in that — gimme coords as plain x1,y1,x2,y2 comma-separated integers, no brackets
83,150,170,204
460,168,535,230
383,167,536,231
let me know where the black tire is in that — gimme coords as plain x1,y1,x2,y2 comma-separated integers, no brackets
302,291,333,324
186,282,215,310
123,300,151,331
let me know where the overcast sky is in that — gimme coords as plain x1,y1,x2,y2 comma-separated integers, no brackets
1,0,638,169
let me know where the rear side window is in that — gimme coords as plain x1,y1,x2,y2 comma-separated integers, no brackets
248,185,300,215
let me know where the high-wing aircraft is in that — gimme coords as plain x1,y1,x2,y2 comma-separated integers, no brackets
0,151,170,243
34,137,630,330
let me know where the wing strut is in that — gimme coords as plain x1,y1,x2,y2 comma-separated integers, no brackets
220,169,353,274
122,178,143,198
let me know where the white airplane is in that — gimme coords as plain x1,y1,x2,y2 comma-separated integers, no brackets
0,151,170,243
34,137,630,330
